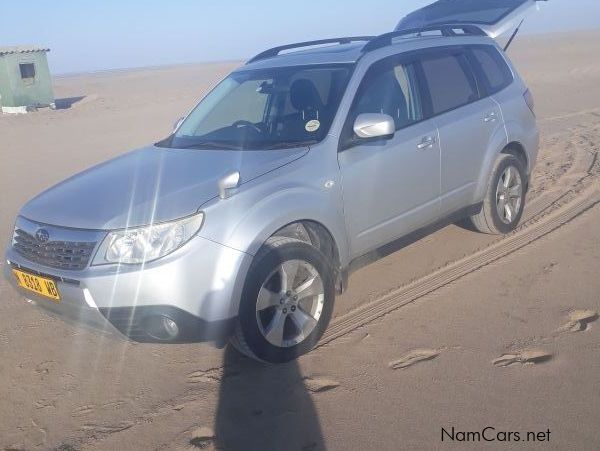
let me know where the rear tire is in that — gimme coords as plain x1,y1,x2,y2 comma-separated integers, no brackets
470,154,527,235
230,236,335,363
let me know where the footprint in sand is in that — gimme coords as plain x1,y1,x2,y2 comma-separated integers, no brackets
71,405,95,417
389,349,440,370
304,377,340,393
493,349,553,368
34,360,57,375
189,426,215,449
556,310,598,334
187,368,223,384
81,422,134,434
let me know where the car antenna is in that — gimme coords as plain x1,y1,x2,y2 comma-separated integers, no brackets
504,19,525,52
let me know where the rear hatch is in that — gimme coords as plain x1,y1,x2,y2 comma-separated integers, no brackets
396,0,547,39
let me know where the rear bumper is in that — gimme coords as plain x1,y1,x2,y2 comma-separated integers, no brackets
4,234,251,343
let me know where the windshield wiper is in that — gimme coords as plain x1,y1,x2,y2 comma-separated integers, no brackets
174,141,243,150
172,140,317,151
263,140,319,150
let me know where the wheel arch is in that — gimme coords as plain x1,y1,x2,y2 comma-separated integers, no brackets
475,134,529,203
502,141,529,176
268,220,346,294
205,186,351,318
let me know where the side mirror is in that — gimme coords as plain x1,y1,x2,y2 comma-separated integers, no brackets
353,113,395,139
173,117,184,132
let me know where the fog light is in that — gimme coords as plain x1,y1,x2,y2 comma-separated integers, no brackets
144,315,180,341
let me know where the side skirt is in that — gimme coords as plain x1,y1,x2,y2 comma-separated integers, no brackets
343,203,483,281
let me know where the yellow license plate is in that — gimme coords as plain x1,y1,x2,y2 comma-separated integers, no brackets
13,269,61,302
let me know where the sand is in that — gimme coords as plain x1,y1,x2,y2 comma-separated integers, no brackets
0,30,599,450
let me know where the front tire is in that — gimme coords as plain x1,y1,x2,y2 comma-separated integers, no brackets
231,237,335,363
470,154,527,235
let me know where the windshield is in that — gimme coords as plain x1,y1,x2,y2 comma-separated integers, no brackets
161,64,353,151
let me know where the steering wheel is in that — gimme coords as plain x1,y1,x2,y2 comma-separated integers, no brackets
233,120,263,134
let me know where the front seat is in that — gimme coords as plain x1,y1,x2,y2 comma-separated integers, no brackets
290,79,323,120
282,79,324,140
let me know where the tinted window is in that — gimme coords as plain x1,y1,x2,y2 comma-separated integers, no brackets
470,46,513,95
350,59,423,131
420,52,479,115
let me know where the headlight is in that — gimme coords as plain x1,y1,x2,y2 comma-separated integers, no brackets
93,213,204,265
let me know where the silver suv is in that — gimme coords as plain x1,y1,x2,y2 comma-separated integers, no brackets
4,1,540,363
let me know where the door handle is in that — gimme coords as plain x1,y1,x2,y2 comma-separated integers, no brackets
484,112,498,123
417,136,437,150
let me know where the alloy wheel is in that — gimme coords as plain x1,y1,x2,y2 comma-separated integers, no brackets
495,165,523,225
255,259,325,348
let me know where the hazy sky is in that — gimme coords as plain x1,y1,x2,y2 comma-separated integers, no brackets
1,0,596,74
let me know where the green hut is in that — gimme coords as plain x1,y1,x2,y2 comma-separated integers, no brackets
0,46,54,113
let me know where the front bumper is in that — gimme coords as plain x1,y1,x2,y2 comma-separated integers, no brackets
4,234,252,343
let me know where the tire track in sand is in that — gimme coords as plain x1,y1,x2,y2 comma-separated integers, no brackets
319,185,599,347
318,125,600,347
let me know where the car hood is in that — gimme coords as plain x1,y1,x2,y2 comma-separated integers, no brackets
20,145,308,230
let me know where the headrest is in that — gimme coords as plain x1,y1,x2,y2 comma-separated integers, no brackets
290,79,323,112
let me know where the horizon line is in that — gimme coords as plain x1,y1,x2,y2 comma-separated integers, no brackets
51,26,599,77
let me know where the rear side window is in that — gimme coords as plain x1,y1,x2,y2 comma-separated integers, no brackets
469,46,514,95
420,51,479,116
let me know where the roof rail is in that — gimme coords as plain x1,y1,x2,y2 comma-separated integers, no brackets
247,36,376,64
362,25,487,54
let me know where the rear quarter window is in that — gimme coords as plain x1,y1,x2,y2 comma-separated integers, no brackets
420,51,479,116
469,46,514,95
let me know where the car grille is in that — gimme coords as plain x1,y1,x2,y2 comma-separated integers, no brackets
13,228,97,271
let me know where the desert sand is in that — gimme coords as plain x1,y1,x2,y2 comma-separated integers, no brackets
1,30,599,450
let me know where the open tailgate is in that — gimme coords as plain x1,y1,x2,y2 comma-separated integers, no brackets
395,0,547,39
